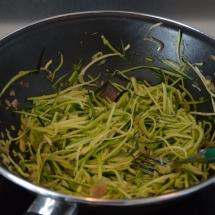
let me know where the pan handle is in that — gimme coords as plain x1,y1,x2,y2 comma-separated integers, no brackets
22,195,78,215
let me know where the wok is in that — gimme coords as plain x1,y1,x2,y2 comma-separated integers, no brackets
0,11,215,215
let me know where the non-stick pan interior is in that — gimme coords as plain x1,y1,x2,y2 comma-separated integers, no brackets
0,11,215,204
0,12,215,129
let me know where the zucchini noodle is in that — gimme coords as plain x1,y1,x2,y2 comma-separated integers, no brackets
0,36,214,199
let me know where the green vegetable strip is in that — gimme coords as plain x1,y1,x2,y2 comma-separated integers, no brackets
0,70,39,99
37,47,46,71
188,62,215,98
162,59,192,80
78,52,120,83
176,29,182,63
120,38,126,56
51,53,63,82
101,35,127,61
68,59,83,85
101,35,119,53
51,73,69,88
145,57,154,62
119,65,184,79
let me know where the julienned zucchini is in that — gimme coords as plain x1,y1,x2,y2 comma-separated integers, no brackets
0,33,214,199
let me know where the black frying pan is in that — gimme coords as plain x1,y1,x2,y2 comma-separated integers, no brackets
0,11,215,215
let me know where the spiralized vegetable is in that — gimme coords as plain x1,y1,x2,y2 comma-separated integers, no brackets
0,33,215,199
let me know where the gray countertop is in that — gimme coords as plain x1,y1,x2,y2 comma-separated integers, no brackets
0,0,215,39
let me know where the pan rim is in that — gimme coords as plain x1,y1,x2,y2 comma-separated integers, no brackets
0,10,215,206
0,10,215,42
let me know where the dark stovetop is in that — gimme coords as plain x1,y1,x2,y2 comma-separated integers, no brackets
1,175,215,215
